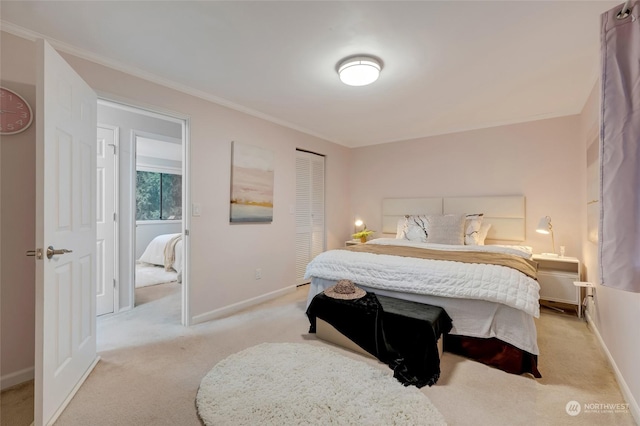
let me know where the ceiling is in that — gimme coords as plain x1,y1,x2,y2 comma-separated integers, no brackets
0,1,619,147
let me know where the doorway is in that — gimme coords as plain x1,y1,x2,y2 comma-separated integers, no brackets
96,99,190,326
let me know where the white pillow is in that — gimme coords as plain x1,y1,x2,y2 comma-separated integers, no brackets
401,214,466,245
464,213,484,245
476,223,492,245
396,217,407,239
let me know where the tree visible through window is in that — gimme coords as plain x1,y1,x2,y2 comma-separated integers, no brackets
136,171,182,220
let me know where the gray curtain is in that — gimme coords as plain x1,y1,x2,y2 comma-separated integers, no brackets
599,1,640,292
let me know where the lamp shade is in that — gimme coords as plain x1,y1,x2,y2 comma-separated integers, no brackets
338,56,382,86
536,216,556,256
354,219,363,227
536,216,552,234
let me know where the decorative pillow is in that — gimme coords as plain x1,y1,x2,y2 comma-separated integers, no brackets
401,214,465,245
401,215,429,241
464,213,484,245
396,217,407,239
477,223,492,245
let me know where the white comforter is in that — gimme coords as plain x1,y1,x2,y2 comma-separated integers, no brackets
304,238,540,317
138,233,183,274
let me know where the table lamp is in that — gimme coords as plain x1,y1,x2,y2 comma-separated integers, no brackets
536,216,558,257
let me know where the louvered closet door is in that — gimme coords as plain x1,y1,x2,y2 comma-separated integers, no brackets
295,150,325,285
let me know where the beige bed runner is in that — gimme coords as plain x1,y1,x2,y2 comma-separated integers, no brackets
344,244,538,279
164,234,182,271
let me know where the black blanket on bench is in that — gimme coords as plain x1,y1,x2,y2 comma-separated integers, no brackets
306,292,452,388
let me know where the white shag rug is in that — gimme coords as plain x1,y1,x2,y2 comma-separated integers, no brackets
196,343,447,425
135,262,177,288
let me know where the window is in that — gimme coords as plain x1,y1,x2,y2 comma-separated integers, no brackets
136,171,182,220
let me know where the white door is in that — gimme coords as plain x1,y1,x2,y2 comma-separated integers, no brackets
295,150,325,285
34,39,98,425
96,125,117,316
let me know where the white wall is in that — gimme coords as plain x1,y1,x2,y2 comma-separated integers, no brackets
0,31,351,382
349,116,584,255
579,82,640,421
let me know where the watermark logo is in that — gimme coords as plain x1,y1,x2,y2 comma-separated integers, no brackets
566,400,581,416
583,402,630,414
566,400,630,416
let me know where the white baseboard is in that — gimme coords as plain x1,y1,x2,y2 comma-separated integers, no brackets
1,366,34,391
191,285,297,325
585,310,640,424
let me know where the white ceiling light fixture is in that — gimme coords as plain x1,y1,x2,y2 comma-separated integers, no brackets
337,56,382,86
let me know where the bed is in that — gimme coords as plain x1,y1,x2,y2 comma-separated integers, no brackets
305,195,542,377
138,232,183,276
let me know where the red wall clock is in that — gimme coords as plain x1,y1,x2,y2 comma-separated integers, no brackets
0,86,33,135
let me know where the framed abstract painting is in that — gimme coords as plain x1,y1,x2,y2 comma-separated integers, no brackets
230,141,274,223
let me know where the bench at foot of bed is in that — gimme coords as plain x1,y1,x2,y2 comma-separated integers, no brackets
307,292,452,388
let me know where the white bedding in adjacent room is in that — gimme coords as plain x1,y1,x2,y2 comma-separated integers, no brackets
138,232,183,274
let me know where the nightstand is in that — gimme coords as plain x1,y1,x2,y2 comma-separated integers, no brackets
345,240,363,246
532,254,582,317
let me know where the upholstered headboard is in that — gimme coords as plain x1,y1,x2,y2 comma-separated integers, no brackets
382,195,526,241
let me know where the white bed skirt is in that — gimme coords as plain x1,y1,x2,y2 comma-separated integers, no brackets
307,277,539,355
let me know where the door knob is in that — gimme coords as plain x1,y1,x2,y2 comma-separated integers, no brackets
47,246,73,259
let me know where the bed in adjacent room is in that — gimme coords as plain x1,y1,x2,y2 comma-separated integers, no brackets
136,232,183,287
305,195,542,377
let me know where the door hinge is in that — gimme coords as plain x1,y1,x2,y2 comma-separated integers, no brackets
113,278,116,288
113,212,117,222
185,229,189,236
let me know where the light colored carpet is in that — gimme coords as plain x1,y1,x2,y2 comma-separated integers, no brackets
3,284,636,425
196,342,446,425
0,380,34,426
135,262,177,288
